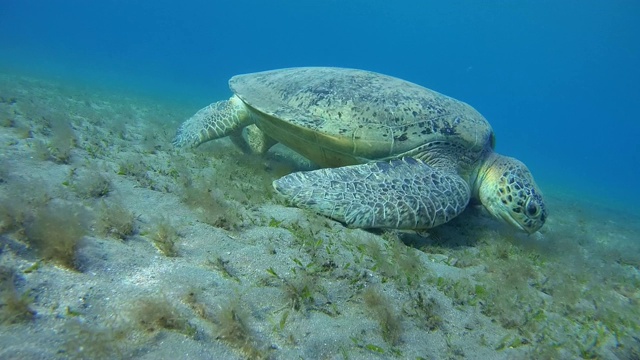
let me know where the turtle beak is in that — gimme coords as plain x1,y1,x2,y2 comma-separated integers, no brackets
495,209,529,233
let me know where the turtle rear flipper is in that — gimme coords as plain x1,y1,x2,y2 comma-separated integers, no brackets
273,158,471,230
173,96,252,148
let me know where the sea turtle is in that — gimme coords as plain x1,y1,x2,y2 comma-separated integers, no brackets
173,67,547,233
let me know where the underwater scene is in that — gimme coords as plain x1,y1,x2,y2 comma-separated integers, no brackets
0,1,639,359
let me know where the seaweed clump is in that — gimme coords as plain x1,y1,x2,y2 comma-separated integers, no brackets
362,287,403,345
0,266,35,324
31,112,77,164
24,202,89,270
130,296,195,337
404,291,442,331
69,168,112,199
95,200,136,240
180,176,244,231
146,217,180,257
63,319,128,360
214,301,268,359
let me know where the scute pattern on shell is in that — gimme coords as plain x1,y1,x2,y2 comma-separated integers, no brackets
230,67,492,159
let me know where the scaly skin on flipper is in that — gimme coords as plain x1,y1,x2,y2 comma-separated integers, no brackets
173,96,251,148
273,158,470,229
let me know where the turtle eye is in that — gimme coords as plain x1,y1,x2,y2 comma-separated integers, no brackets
526,201,539,217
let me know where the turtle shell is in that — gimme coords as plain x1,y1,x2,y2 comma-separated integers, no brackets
230,67,493,167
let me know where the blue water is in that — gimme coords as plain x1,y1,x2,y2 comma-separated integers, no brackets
2,0,639,212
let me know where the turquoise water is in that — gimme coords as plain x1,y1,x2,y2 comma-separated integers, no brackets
3,1,638,212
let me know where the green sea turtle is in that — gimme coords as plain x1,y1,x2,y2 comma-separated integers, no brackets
173,67,547,233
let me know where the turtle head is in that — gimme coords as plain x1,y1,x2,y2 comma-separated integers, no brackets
476,153,547,233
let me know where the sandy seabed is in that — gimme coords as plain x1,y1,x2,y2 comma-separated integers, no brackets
0,72,638,360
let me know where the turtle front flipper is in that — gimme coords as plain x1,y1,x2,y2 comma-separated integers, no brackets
273,158,470,230
173,95,252,148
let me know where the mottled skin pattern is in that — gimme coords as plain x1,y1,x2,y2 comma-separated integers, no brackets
173,67,547,233
477,154,546,231
273,158,470,229
173,96,250,149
